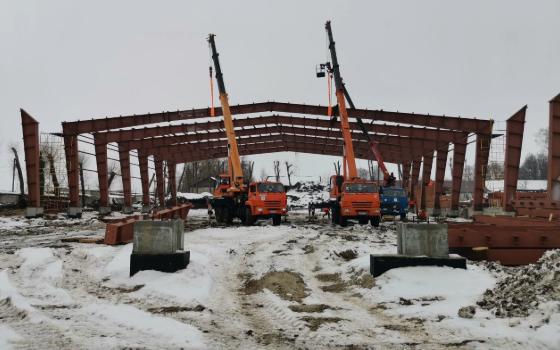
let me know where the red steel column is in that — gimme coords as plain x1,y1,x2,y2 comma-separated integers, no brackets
94,135,110,211
20,110,41,214
434,144,449,211
138,150,150,207
168,162,177,206
504,106,526,211
118,142,132,211
474,122,493,210
451,140,467,211
420,151,434,210
63,134,80,209
410,160,421,200
549,94,560,201
402,162,411,191
154,156,165,207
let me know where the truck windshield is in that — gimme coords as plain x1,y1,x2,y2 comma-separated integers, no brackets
257,183,284,193
344,183,378,193
383,188,406,197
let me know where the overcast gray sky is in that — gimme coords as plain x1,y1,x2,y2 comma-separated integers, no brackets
1,0,559,192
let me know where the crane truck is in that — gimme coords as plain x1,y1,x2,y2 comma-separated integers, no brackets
207,34,287,226
318,22,409,222
320,21,381,227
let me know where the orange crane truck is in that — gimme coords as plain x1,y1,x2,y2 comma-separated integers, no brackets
320,21,381,227
207,34,287,226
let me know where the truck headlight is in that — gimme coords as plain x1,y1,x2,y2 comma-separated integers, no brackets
257,207,263,212
344,208,350,213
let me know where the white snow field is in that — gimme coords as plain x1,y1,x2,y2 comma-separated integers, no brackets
0,209,558,349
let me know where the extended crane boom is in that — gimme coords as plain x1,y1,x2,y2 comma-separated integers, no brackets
324,23,391,183
325,21,358,180
208,34,244,189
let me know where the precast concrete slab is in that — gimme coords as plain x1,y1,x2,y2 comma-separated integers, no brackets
370,254,467,277
99,206,111,215
132,220,184,254
397,222,448,258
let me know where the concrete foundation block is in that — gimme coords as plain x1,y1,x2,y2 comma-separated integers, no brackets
370,254,467,277
397,222,448,258
67,207,82,218
133,220,184,254
25,207,44,218
99,206,111,215
130,251,190,276
141,206,151,214
122,206,134,214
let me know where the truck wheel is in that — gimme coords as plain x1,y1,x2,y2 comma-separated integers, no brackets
400,213,407,221
358,218,368,225
332,205,339,224
225,209,233,225
215,207,224,223
272,214,281,226
245,206,255,226
370,216,380,227
339,215,348,227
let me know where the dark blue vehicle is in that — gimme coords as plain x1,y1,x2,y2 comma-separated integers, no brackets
380,187,409,220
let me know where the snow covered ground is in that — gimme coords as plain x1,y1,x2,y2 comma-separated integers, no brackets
0,209,558,349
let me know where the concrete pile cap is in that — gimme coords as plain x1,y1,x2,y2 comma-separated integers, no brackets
133,220,185,254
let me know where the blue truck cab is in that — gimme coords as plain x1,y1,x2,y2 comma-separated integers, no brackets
379,187,409,220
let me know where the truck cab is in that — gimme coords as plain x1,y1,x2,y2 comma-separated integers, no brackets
329,175,381,227
379,187,409,220
245,181,287,226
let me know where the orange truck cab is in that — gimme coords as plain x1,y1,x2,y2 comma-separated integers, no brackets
245,181,287,226
329,175,381,227
212,175,286,226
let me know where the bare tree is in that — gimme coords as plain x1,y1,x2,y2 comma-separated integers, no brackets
259,168,267,181
463,164,474,182
11,147,25,204
242,158,255,184
79,154,88,207
285,161,295,186
107,161,119,190
273,160,281,182
334,161,341,176
535,128,549,153
357,167,369,179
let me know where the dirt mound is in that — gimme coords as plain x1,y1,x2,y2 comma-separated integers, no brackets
477,249,560,317
242,271,308,302
289,304,333,313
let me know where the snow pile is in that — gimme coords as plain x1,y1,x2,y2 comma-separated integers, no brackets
477,249,560,317
364,265,495,318
287,181,330,209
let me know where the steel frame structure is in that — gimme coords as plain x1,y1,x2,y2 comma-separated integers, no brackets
20,101,497,216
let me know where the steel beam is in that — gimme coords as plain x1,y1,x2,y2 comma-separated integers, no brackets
401,162,411,192
434,144,449,211
420,151,434,210
118,142,132,211
168,162,177,206
138,150,150,208
94,135,110,211
451,140,467,211
63,134,81,213
504,106,526,211
62,102,491,136
20,110,41,211
410,160,421,201
549,93,560,201
154,157,165,207
473,127,493,210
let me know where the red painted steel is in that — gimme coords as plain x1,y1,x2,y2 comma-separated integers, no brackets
504,106,527,211
402,162,411,191
62,102,491,136
154,158,165,207
410,160,421,201
472,215,559,226
151,203,192,220
138,150,150,207
168,162,177,206
94,135,109,208
20,109,41,208
63,134,80,208
451,140,467,210
473,127,493,210
434,144,449,210
548,94,560,201
118,143,132,208
420,151,434,210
